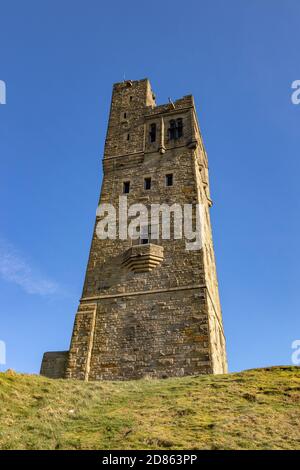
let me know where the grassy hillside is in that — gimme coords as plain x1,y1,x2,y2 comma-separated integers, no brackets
0,366,299,450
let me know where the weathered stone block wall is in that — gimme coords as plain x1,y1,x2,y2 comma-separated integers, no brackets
40,351,68,379
88,288,211,380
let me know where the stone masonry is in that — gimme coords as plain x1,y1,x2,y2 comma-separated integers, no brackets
40,78,228,380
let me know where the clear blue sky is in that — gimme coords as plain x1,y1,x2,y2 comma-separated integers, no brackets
0,0,299,374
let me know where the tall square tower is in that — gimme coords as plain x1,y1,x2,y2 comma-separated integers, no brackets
41,79,227,380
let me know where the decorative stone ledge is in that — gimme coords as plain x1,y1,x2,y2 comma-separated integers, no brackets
187,138,198,149
122,243,164,273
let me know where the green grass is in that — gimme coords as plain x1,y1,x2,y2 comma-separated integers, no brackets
0,366,299,450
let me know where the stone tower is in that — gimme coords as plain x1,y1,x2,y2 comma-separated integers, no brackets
41,79,228,380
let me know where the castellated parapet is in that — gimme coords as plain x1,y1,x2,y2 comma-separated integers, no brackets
41,78,228,380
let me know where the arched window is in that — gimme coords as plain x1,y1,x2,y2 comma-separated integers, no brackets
149,123,156,143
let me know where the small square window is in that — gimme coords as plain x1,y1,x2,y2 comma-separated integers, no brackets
123,181,130,194
166,174,173,186
144,177,151,190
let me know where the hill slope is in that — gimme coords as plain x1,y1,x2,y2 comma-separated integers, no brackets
0,366,299,450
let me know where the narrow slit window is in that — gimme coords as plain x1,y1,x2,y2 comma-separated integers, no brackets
166,174,173,186
168,120,176,140
123,181,130,194
127,133,130,140
144,177,151,190
177,118,183,138
124,112,127,118
149,123,156,143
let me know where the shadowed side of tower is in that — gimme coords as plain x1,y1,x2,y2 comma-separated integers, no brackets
41,79,228,380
